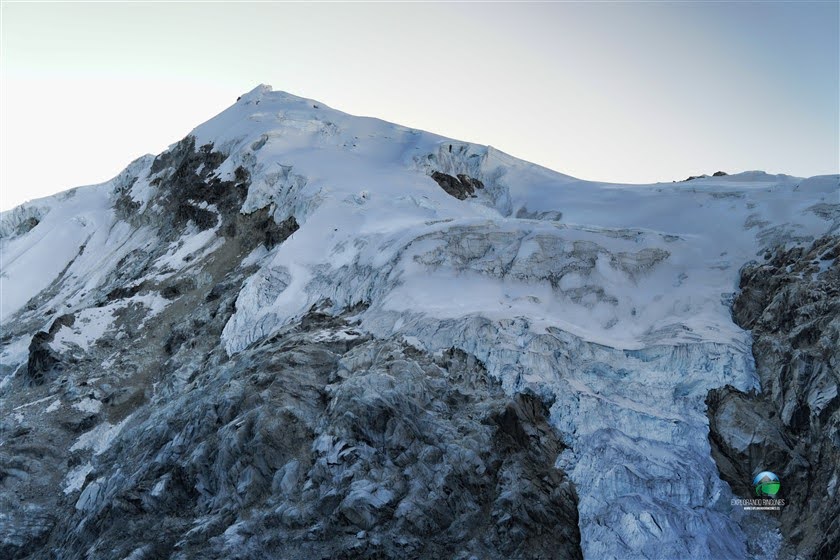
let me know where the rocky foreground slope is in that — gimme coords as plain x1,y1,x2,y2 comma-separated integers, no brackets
1,85,838,558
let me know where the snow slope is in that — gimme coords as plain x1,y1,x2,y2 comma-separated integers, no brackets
1,84,837,558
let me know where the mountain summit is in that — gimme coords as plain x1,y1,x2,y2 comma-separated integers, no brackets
1,85,838,559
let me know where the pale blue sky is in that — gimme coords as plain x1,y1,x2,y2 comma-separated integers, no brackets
1,1,837,210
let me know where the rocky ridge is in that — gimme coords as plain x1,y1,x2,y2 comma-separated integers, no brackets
707,235,839,560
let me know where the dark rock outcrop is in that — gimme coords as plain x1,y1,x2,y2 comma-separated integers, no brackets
25,331,61,386
707,235,840,559
683,171,727,181
431,171,485,200
263,215,299,249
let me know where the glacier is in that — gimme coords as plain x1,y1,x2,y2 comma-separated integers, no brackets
1,84,838,558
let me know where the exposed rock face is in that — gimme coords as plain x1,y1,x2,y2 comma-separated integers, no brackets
682,171,727,181
430,171,485,200
707,235,840,559
25,331,61,385
3,303,584,559
30,312,581,560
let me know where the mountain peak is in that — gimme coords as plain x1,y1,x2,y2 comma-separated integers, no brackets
241,83,274,99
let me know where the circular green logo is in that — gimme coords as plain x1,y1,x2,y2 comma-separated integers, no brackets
753,471,780,496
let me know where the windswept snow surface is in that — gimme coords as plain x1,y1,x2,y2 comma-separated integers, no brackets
1,84,837,558
0,154,156,324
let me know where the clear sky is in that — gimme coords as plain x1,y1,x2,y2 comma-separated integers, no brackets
1,1,838,211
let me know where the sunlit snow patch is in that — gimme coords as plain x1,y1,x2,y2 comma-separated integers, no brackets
70,416,133,456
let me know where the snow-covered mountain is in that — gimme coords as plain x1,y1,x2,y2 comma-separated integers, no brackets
1,84,837,559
